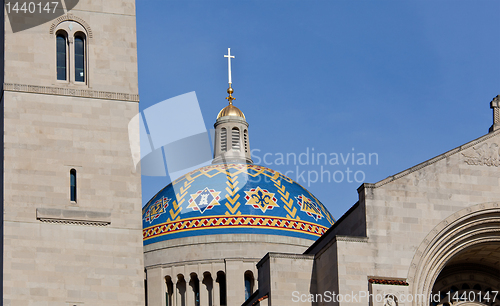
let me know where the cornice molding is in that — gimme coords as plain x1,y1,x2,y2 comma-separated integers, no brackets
4,83,139,102
36,208,112,227
38,218,110,226
145,257,262,270
335,235,369,243
257,252,314,268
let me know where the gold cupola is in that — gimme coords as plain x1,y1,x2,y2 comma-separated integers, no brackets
213,48,252,164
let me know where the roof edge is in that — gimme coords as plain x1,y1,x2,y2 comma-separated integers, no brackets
361,129,500,190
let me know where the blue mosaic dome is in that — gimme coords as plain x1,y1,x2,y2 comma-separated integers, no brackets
142,163,335,245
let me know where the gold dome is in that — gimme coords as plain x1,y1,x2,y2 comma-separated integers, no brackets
217,104,245,120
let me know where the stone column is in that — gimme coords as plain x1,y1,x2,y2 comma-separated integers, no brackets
225,259,245,306
171,281,177,306
187,275,196,306
213,275,220,306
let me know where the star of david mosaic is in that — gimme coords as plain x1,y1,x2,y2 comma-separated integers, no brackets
244,186,279,213
143,196,170,224
295,195,323,221
188,188,221,214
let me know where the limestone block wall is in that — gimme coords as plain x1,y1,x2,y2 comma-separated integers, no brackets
3,0,145,303
2,93,144,304
316,129,500,306
256,253,316,306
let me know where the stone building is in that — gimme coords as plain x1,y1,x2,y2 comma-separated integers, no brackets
244,95,500,306
2,0,145,305
2,0,499,305
143,94,500,306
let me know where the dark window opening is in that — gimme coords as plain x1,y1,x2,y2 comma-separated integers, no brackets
194,278,200,306
217,271,227,306
56,34,67,80
244,271,254,300
74,35,85,82
165,276,173,306
70,169,77,202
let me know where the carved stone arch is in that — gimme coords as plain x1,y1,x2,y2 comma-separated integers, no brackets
49,14,93,41
407,202,500,306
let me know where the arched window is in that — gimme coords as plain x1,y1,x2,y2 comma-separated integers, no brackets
74,33,86,82
70,169,77,202
231,127,240,150
216,271,227,306
221,128,227,152
54,21,89,84
190,273,200,306
202,272,213,305
56,32,67,80
244,271,254,300
177,275,186,306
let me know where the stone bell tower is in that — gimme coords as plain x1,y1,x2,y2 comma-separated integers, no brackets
2,1,145,305
212,48,253,164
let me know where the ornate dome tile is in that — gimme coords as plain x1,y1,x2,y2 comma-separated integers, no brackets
142,163,335,245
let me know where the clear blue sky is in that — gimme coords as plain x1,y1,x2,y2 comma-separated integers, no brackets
136,0,500,219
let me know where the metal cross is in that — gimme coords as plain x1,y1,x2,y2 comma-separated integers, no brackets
224,48,235,84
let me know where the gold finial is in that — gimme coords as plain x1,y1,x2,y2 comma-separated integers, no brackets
226,85,235,105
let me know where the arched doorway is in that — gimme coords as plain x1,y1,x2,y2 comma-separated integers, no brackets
408,203,500,306
430,243,500,306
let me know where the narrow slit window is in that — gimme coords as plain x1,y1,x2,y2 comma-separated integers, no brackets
56,34,67,80
74,35,85,82
221,128,227,152
232,128,240,150
244,130,248,153
70,169,77,202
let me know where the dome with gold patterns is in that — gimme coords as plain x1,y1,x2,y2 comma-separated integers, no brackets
142,163,335,245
